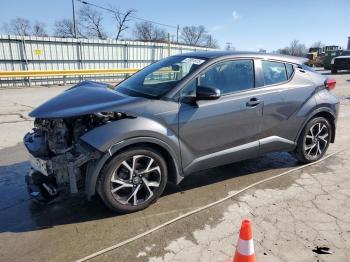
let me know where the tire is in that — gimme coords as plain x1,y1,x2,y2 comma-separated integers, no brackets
293,117,332,164
331,66,337,74
97,147,168,213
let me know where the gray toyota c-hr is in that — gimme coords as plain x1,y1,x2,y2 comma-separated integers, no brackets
24,51,339,212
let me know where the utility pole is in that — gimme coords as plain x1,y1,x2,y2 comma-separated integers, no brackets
226,42,232,50
176,25,179,43
72,0,78,38
168,32,171,56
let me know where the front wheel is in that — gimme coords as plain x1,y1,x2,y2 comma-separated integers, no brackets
293,117,332,164
97,147,168,213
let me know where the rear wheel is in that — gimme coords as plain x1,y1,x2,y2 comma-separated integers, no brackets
97,147,167,213
294,117,332,164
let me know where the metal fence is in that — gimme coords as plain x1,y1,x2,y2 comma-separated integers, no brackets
0,35,214,87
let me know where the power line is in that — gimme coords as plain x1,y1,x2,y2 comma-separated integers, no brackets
77,0,178,29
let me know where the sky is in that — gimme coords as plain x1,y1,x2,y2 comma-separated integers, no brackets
0,0,349,52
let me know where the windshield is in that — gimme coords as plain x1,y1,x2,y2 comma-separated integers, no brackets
116,56,207,98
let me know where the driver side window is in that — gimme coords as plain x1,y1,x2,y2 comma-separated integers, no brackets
178,59,254,98
199,59,254,95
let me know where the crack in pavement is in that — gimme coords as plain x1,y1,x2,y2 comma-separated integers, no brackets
122,151,350,262
0,111,33,124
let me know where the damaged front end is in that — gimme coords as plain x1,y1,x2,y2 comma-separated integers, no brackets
24,112,126,203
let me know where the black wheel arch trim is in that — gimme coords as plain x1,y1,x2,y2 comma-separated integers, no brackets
84,136,183,199
295,107,337,144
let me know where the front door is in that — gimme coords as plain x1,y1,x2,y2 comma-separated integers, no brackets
178,59,263,174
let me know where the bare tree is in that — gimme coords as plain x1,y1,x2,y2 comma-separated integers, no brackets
133,22,167,42
288,40,307,56
110,7,136,40
79,6,107,39
203,34,219,48
54,19,76,38
276,40,307,57
181,26,206,46
32,22,48,37
276,48,288,55
54,19,86,38
3,18,31,36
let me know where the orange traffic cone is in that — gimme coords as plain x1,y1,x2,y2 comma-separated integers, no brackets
233,219,256,262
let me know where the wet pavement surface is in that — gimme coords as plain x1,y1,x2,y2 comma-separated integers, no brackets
0,70,349,261
0,142,299,261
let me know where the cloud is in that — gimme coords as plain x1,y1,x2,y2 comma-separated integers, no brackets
232,11,240,20
210,25,224,32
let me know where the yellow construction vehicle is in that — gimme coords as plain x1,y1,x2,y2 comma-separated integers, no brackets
306,47,324,67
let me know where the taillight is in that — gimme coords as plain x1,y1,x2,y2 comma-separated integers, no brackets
325,77,336,90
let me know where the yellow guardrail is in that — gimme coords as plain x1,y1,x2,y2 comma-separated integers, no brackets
0,68,181,79
0,68,140,78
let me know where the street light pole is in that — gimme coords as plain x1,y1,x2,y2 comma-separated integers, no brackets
72,0,78,38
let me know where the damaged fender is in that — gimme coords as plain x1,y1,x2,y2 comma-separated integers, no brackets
80,116,183,199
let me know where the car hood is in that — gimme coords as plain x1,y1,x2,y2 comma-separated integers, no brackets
29,81,149,118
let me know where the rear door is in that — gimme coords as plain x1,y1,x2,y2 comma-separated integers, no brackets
256,60,307,154
178,59,264,174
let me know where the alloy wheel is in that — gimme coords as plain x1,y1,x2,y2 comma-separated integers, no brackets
304,122,330,159
110,155,161,206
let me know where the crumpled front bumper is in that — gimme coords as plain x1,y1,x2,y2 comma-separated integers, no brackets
23,132,101,203
25,169,62,204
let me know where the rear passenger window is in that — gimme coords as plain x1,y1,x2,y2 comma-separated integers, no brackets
262,61,287,85
286,63,294,79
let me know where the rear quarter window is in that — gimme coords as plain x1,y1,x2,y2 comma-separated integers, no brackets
286,63,294,79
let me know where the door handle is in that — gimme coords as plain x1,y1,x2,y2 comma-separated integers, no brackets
246,97,261,107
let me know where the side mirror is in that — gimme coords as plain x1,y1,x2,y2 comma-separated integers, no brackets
196,85,221,100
